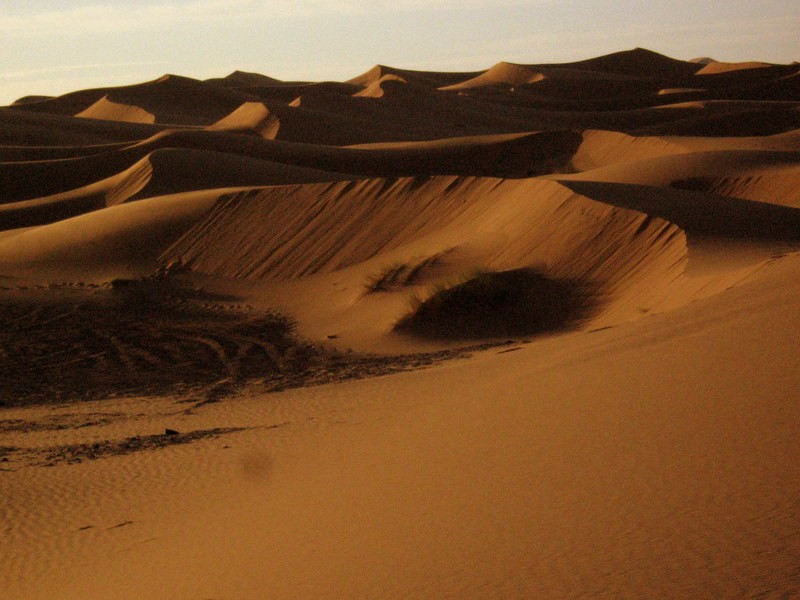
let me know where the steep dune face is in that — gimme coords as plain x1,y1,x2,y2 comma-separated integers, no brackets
440,62,545,90
0,156,153,230
207,102,281,138
160,177,688,332
696,61,773,75
353,74,410,98
76,96,156,124
3,48,800,600
571,130,688,170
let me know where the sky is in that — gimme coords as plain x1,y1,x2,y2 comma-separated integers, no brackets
0,0,798,104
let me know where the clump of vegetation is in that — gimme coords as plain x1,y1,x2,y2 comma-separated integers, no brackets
363,256,440,293
395,268,598,339
364,262,409,292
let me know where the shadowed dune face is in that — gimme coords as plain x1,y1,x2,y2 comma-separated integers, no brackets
559,180,800,242
395,268,597,339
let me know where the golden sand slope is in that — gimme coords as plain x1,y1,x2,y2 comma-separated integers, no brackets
3,251,799,600
76,96,156,124
207,102,281,138
439,62,545,90
2,48,800,600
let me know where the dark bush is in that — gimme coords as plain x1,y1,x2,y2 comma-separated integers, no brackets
395,268,597,339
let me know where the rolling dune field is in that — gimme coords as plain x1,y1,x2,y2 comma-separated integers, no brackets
2,48,799,599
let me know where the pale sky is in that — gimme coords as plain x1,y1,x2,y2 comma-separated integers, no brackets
1,0,798,105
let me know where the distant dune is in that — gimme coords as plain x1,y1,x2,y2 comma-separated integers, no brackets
2,48,800,600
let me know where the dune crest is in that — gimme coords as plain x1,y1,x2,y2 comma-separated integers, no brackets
568,47,702,76
76,95,156,124
209,70,284,87
696,61,774,75
440,62,545,90
347,64,481,89
207,102,281,138
353,74,409,98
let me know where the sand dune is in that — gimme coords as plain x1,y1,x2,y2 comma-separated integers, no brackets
676,165,800,208
0,129,573,212
353,74,413,98
207,102,281,138
0,190,220,280
696,60,775,75
440,62,545,90
347,64,481,89
76,96,157,124
161,177,682,292
570,129,688,170
238,81,364,105
0,106,166,146
567,47,702,77
562,147,800,185
206,70,285,88
0,149,348,230
560,180,800,243
10,74,259,126
2,48,800,600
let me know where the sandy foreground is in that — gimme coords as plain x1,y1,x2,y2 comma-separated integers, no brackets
1,48,800,598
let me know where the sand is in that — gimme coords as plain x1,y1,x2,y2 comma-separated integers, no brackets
1,47,799,599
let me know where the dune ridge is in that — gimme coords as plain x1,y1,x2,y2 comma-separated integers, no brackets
77,96,157,124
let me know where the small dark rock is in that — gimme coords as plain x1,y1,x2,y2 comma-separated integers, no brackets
164,428,180,436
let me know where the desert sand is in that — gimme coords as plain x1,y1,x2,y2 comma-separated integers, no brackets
1,48,799,599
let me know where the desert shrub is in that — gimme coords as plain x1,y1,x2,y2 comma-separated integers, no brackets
363,255,442,293
395,268,597,339
364,262,407,292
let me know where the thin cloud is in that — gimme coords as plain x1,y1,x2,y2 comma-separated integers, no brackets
0,0,539,37
0,62,165,81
